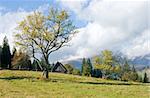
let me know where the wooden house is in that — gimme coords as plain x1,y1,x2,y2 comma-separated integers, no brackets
51,62,67,73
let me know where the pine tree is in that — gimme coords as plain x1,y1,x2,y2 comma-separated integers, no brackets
81,58,86,75
132,65,136,72
121,60,131,81
143,72,148,83
87,58,93,75
130,65,138,81
123,60,131,72
1,36,11,69
32,60,40,71
81,58,93,76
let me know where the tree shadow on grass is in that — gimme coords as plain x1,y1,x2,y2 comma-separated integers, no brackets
47,78,143,86
0,76,144,86
0,76,34,80
78,81,143,86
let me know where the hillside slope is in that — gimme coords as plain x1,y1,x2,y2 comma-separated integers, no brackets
0,70,149,98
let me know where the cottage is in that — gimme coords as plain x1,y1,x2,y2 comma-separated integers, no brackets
51,62,67,73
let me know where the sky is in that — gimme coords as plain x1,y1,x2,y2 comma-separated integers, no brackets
0,0,149,62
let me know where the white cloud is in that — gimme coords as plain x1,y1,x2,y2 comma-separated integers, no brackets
122,29,150,58
57,0,87,13
71,22,126,56
36,4,50,12
0,11,31,50
49,22,129,62
0,4,49,50
76,0,148,33
0,1,149,62
56,0,149,60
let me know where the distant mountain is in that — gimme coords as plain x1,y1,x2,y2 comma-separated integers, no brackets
129,54,150,70
62,54,150,70
62,58,82,70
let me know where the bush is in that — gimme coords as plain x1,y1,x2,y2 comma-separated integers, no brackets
121,72,130,81
121,71,138,81
137,74,143,82
91,69,102,78
130,72,138,81
64,64,74,74
72,69,80,75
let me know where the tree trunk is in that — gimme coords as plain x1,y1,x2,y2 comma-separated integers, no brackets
45,56,50,79
43,68,49,79
42,55,50,79
45,69,49,78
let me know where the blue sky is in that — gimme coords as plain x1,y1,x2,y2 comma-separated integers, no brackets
0,0,149,62
0,0,87,28
0,0,52,11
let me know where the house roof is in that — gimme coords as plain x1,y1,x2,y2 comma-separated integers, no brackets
51,62,67,73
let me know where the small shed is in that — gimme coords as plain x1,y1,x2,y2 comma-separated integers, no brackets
51,62,67,73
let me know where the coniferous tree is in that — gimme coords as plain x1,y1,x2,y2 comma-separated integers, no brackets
82,58,93,76
121,60,131,81
87,58,93,75
81,58,86,75
132,65,136,72
1,36,11,69
123,60,131,72
82,58,88,76
143,72,148,83
32,60,41,71
130,65,138,81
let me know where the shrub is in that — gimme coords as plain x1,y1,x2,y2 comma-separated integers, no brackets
64,64,74,74
91,69,102,78
72,69,80,75
121,71,138,81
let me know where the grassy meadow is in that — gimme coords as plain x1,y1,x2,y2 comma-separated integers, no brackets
0,70,149,98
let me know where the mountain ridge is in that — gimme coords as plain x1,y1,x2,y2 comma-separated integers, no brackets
62,54,150,70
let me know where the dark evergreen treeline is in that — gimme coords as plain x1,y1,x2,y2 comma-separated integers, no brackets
0,36,38,70
0,36,13,69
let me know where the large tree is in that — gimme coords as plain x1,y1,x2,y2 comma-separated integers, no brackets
15,8,77,78
1,36,11,69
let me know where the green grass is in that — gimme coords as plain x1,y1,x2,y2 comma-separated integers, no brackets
0,70,149,98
